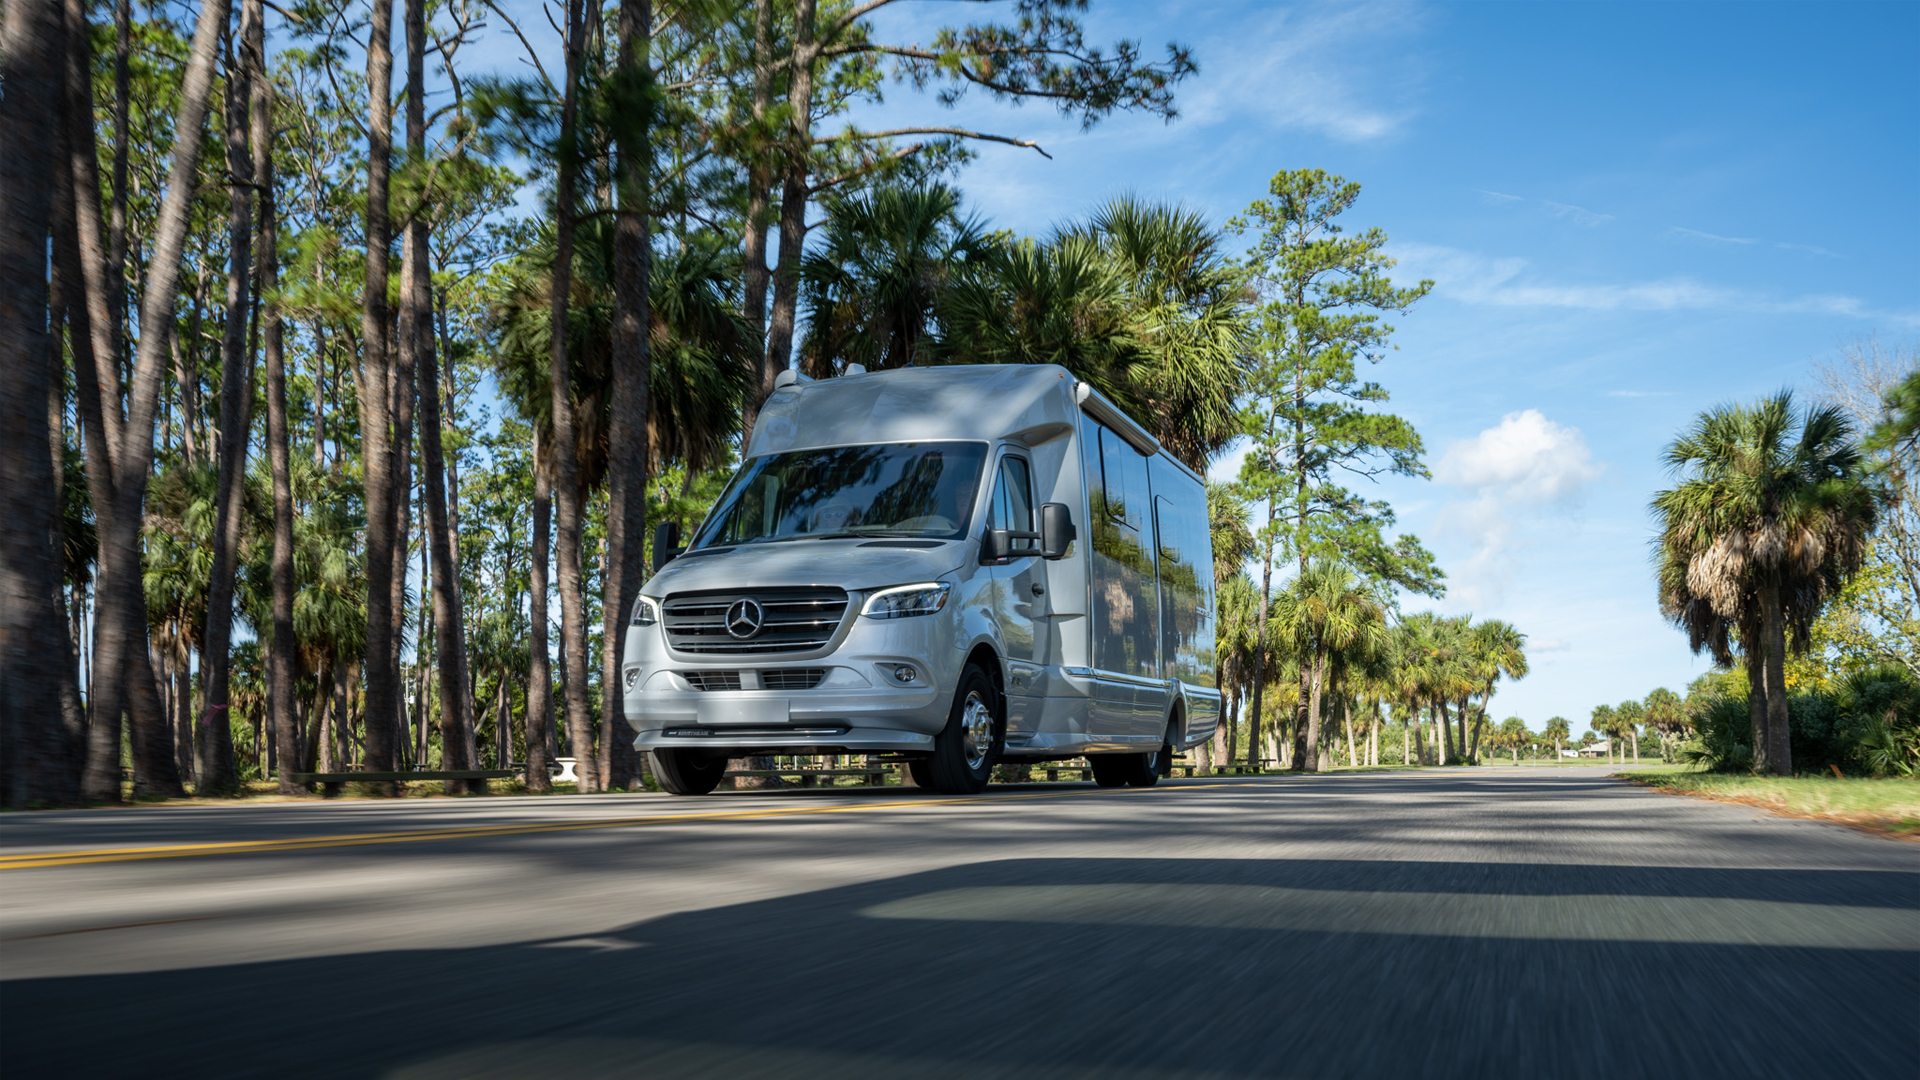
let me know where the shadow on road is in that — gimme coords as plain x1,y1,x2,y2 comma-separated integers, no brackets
3,855,1913,1079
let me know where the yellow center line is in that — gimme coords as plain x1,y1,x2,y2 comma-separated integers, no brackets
0,780,1281,871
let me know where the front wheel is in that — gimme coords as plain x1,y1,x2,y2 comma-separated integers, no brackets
922,663,1002,794
651,748,728,795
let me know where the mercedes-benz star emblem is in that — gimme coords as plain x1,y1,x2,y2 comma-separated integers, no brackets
724,598,764,639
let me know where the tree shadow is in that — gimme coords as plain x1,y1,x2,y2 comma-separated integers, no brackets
2,856,1913,1079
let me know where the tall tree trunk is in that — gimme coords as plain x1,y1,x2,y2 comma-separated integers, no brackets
0,0,81,808
109,0,130,356
173,653,193,782
761,0,817,389
402,0,478,793
68,0,228,801
1343,698,1356,768
1300,650,1326,773
1247,546,1274,768
251,8,300,794
357,0,400,778
1761,586,1792,775
738,0,778,440
1463,697,1481,764
549,0,600,792
524,431,554,791
199,0,262,794
602,0,654,791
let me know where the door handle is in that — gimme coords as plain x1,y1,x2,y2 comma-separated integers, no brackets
1030,583,1045,597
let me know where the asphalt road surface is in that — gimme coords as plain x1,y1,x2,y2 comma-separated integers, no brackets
2,766,1914,1079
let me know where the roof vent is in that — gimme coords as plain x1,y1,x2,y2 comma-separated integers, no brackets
772,368,813,390
842,363,868,377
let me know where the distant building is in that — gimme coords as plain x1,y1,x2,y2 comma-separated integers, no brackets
1577,739,1612,758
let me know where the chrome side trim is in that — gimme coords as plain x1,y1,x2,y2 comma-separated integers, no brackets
1063,666,1172,690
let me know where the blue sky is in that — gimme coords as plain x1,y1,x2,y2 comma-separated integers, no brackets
836,0,1917,727
461,1,1917,728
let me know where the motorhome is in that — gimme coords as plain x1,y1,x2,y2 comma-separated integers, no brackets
621,364,1220,795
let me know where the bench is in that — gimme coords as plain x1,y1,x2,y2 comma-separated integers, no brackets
723,767,891,788
289,769,519,797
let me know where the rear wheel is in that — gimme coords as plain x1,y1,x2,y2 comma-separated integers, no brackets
923,663,1001,794
1130,718,1181,788
651,749,728,795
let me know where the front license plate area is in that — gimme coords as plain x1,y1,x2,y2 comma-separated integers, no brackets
695,696,790,725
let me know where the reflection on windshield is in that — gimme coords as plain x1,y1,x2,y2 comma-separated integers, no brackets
693,442,988,547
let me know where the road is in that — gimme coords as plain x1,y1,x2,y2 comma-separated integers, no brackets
1,766,1913,1079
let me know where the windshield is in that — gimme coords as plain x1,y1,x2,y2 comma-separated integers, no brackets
693,442,988,547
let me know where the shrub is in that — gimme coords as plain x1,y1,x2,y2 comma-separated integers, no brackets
1683,667,1918,776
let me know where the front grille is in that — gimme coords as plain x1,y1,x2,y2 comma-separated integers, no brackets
662,587,850,654
679,670,742,691
759,668,826,690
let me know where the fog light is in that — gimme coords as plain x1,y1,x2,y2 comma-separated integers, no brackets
893,665,916,684
623,667,643,691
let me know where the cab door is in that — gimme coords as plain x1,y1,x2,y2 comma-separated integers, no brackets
986,453,1047,734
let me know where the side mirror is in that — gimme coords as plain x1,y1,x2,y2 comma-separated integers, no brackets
1039,502,1075,560
653,520,683,567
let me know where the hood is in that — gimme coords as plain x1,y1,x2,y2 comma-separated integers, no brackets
642,538,968,599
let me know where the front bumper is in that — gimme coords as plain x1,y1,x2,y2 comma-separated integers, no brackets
623,613,961,755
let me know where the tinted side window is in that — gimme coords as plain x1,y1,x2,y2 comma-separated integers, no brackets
1154,485,1216,688
1098,425,1146,532
989,456,1034,533
1084,414,1158,677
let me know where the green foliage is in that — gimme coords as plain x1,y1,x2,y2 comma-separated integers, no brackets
935,194,1254,470
1229,168,1439,597
1681,665,1918,775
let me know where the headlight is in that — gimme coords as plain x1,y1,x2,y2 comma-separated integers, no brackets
861,582,951,619
630,596,660,626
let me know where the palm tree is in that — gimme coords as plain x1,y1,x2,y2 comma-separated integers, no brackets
1463,619,1528,762
1497,716,1529,765
1653,392,1878,774
1207,483,1257,589
1063,197,1254,467
1277,560,1389,772
798,182,989,375
1213,573,1261,766
1643,688,1686,761
936,198,1253,472
1543,716,1571,762
1591,704,1620,764
1616,699,1646,763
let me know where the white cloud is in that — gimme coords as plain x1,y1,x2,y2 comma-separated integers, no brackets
1542,200,1615,228
1479,189,1524,204
1669,226,1756,245
1776,241,1846,259
1435,410,1603,504
1188,3,1426,143
1433,411,1603,605
1389,241,1920,325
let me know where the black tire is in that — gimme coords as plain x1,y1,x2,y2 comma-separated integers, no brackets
923,663,1002,794
651,748,728,795
1090,754,1133,787
1130,720,1178,788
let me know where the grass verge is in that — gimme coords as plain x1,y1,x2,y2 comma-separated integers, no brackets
1617,769,1920,840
